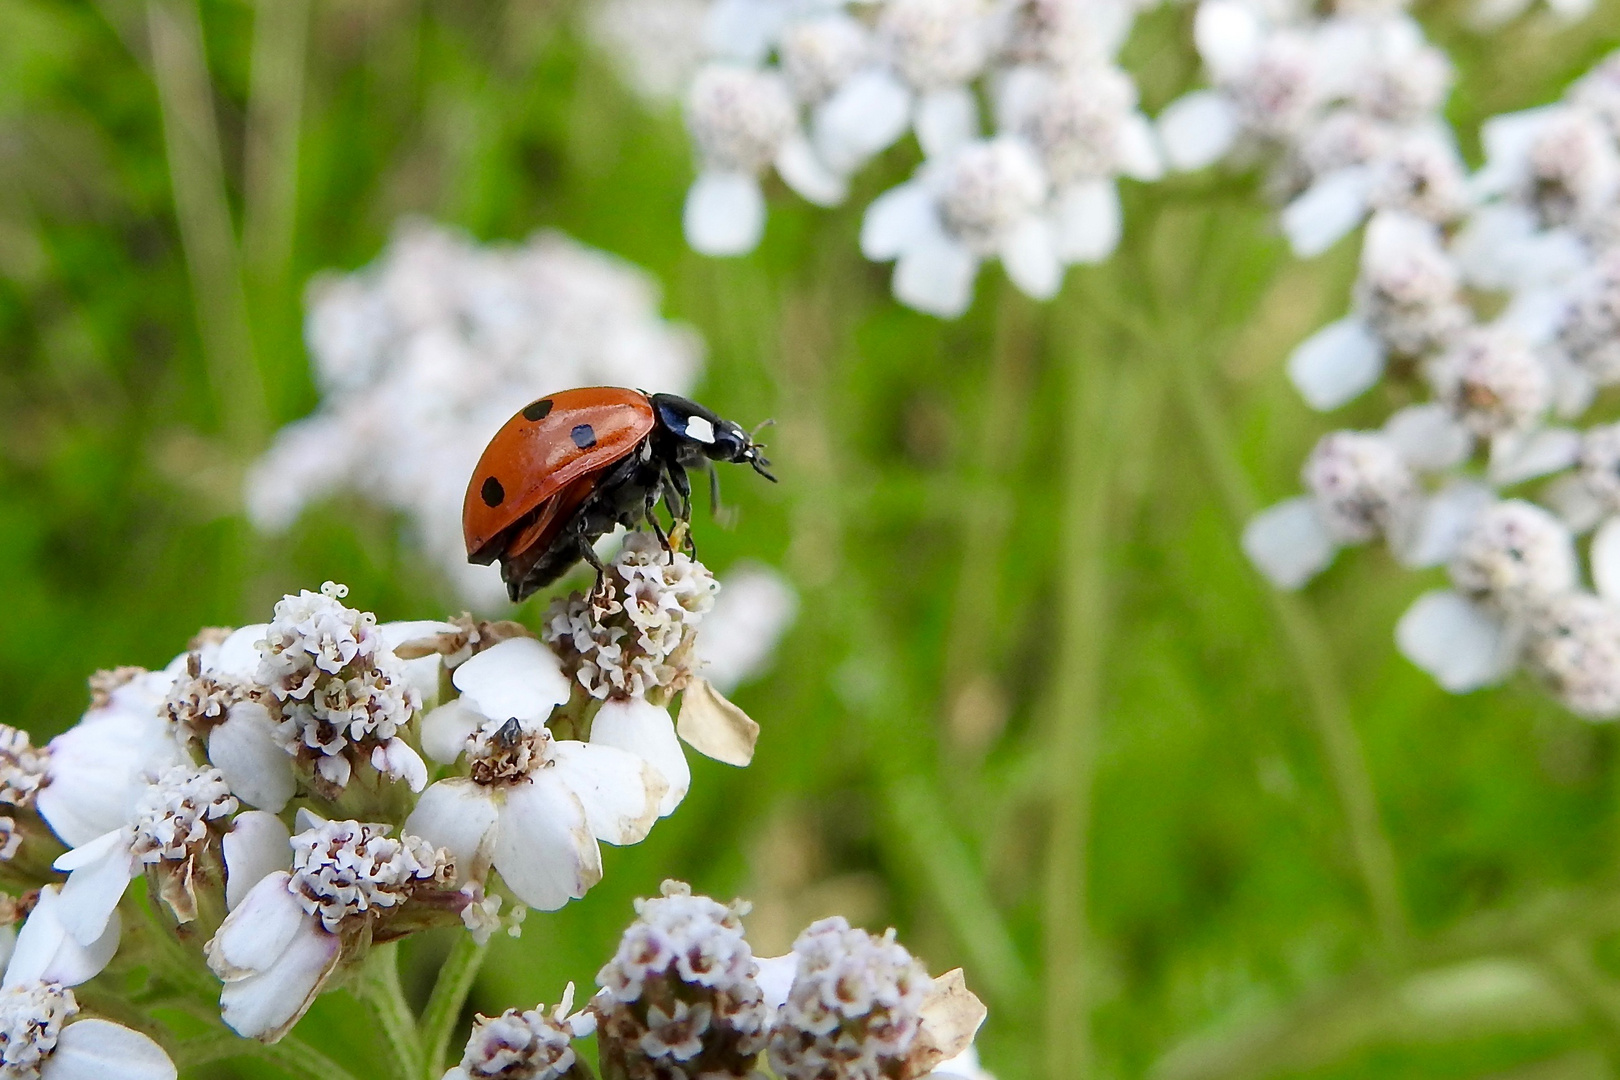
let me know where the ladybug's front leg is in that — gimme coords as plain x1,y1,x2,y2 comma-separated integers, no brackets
577,526,612,611
644,491,674,564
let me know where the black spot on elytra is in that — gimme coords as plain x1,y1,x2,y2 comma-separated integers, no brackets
571,424,597,449
523,398,553,422
480,477,505,507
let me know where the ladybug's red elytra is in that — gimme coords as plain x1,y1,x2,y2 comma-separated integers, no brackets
463,386,775,602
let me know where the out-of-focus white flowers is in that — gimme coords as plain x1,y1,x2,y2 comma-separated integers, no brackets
1247,47,1620,719
674,0,1164,315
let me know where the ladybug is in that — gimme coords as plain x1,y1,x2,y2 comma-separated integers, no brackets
463,386,775,602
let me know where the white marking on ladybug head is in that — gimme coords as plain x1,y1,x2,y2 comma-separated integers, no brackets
685,416,716,443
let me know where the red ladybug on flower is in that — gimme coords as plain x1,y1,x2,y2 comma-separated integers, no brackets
463,387,774,602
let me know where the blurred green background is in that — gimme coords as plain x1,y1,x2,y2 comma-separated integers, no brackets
7,1,1620,1078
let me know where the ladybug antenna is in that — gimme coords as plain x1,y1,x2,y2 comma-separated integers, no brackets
750,417,776,439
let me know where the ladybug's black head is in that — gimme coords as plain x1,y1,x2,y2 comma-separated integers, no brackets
650,393,777,482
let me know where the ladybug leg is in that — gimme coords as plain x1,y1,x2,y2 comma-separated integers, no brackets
576,526,612,610
665,462,693,523
644,492,675,564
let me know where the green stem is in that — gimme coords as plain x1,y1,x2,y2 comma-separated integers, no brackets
261,1034,368,1080
939,283,1040,760
145,0,266,445
420,932,492,1077
173,1031,365,1080
883,777,1033,1010
242,0,311,287
357,941,426,1079
1171,349,1410,957
1041,300,1130,1080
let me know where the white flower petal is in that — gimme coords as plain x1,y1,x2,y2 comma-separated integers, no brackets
403,778,500,881
53,830,138,947
1592,517,1620,603
1394,481,1493,568
371,738,428,791
813,69,912,174
39,709,183,848
1242,497,1340,589
1116,113,1164,181
551,741,665,846
218,917,338,1042
683,171,766,257
590,698,691,816
1488,427,1581,486
380,620,460,706
860,181,937,261
1546,474,1609,533
211,624,269,680
1195,0,1263,77
1288,317,1385,411
915,87,979,160
453,638,572,723
676,678,759,766
1156,91,1239,172
1384,403,1473,472
703,0,779,63
1054,179,1122,265
422,700,487,765
207,872,306,980
1396,589,1518,692
43,1019,176,1080
1000,217,1062,300
1282,167,1372,258
756,953,796,1013
4,886,119,990
224,811,292,911
775,135,847,207
209,702,295,812
493,776,602,911
894,237,979,319
1497,286,1571,348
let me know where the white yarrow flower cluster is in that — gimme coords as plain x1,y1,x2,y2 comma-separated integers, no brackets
1248,48,1620,717
446,986,592,1080
545,532,719,701
767,916,931,1080
576,882,989,1080
260,581,425,793
592,881,773,1079
680,0,1164,316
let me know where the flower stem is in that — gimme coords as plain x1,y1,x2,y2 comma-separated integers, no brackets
1041,292,1150,1078
242,0,310,288
884,776,1033,1010
174,1032,365,1080
939,282,1040,758
420,932,492,1077
145,0,266,445
1171,348,1411,957
357,941,426,1079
